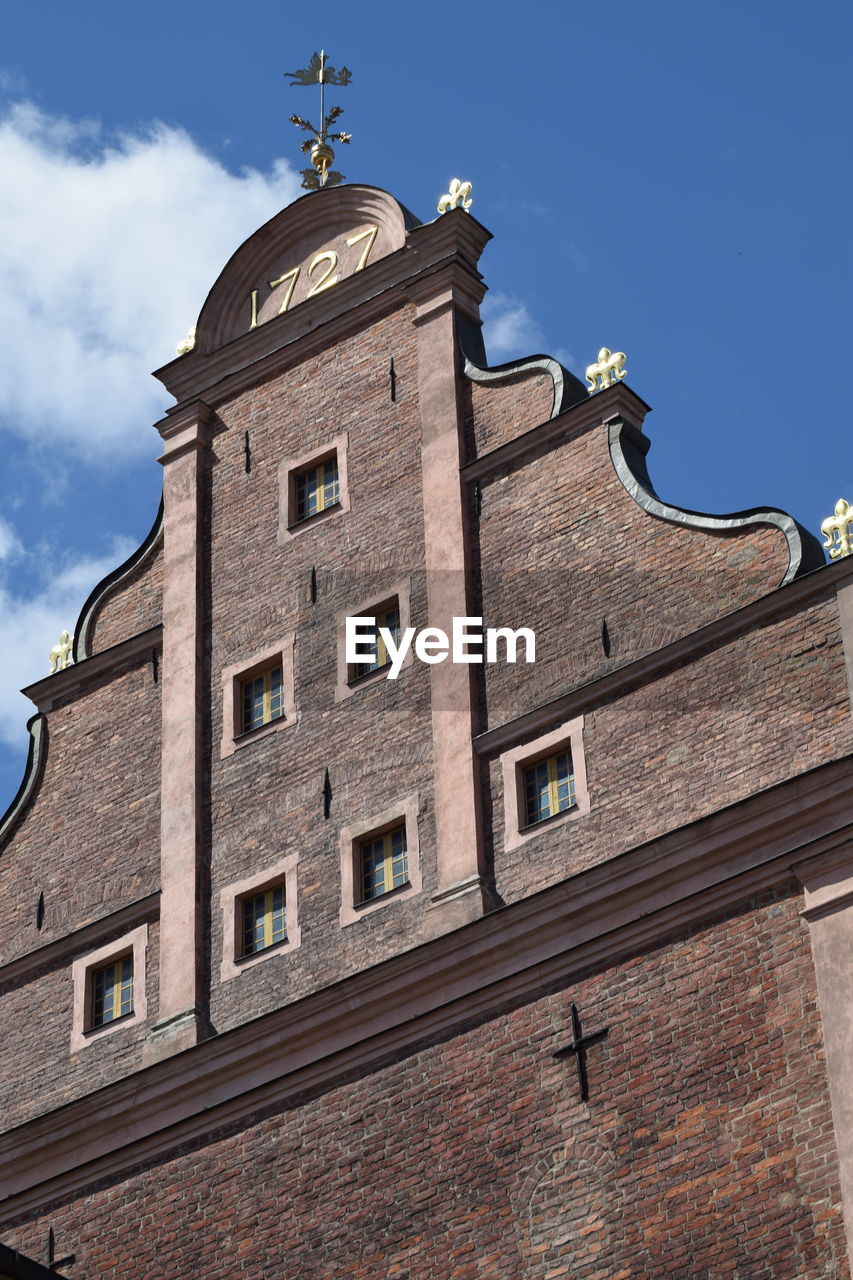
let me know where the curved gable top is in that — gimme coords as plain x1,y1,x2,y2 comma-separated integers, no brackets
194,185,420,355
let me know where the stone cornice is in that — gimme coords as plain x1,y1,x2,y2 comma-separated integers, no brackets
155,399,212,462
153,213,491,413
1,756,850,1216
475,559,852,755
0,894,160,989
22,627,162,714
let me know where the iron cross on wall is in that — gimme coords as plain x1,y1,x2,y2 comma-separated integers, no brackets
553,1003,609,1103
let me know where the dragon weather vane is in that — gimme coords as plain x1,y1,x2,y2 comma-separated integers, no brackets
284,50,353,190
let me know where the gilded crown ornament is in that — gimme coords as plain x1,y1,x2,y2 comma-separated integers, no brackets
821,498,853,560
585,347,627,394
48,629,73,673
437,179,473,214
284,50,353,190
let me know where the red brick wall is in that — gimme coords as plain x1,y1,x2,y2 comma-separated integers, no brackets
3,888,847,1279
0,658,161,1127
0,660,161,963
88,539,164,655
475,419,792,729
464,370,556,459
488,593,853,903
0,921,159,1128
205,305,439,1031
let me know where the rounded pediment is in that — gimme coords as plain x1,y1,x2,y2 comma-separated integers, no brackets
194,185,420,354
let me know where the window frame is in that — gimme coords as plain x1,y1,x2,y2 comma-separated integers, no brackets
334,580,412,701
521,748,575,828
241,883,287,957
70,924,148,1052
339,795,422,926
240,663,285,735
294,455,340,523
91,952,135,1028
358,823,409,904
219,855,301,981
499,716,589,853
278,434,350,543
220,637,296,759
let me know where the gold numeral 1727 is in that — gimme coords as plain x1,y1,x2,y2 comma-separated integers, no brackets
268,266,301,314
247,224,380,330
346,225,378,272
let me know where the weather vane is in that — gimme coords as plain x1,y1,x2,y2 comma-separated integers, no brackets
284,50,353,190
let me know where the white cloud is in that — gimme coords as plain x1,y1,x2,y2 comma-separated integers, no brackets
0,516,23,562
0,532,135,751
0,101,302,461
481,292,547,362
0,68,27,94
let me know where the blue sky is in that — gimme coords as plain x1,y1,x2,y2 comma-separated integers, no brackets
0,0,850,807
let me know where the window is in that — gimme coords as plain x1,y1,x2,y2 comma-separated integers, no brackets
220,856,301,980
241,883,287,956
499,716,589,853
335,580,412,701
241,664,284,733
279,435,350,542
221,637,295,758
295,455,339,522
91,954,133,1027
359,825,408,902
522,750,575,827
350,601,401,680
339,795,422,926
70,924,148,1051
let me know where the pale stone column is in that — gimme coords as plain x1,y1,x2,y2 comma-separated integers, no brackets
410,267,488,935
795,574,853,1259
148,399,212,1061
797,855,853,1263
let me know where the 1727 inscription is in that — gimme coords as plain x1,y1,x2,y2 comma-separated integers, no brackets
249,224,379,330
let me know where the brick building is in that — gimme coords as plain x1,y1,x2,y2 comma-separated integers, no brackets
1,182,852,1278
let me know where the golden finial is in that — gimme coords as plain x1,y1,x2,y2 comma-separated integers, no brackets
437,179,473,214
284,50,353,190
585,347,627,394
176,326,196,356
48,629,74,673
821,498,853,560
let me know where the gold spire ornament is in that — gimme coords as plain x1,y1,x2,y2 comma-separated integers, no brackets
821,498,853,560
585,347,627,394
284,50,353,190
437,179,473,214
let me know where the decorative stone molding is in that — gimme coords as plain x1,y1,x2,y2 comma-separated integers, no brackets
0,714,45,852
608,417,825,587
277,433,350,544
339,794,422,927
499,715,589,853
73,499,163,663
69,924,149,1053
334,578,413,701
219,636,296,759
219,855,301,982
